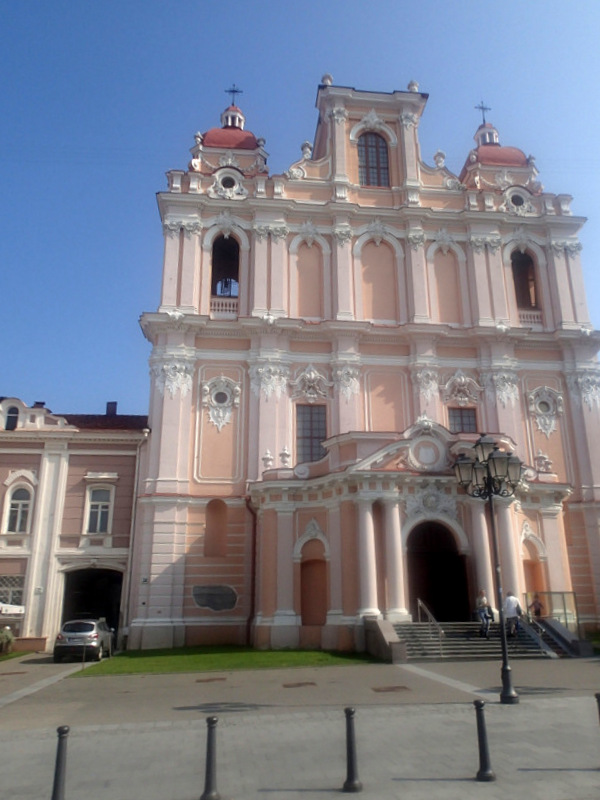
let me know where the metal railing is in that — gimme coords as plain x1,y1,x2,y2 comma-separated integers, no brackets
522,591,581,638
416,598,445,657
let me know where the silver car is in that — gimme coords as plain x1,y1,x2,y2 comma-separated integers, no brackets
53,619,114,663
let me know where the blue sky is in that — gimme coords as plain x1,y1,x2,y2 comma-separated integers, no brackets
2,1,600,414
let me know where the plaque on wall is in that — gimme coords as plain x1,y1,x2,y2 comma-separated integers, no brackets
192,585,238,611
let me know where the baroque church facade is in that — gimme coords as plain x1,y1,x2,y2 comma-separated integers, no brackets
2,76,600,652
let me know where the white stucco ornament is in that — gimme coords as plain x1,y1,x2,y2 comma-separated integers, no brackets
442,370,482,407
299,219,318,247
201,376,241,432
290,365,332,403
333,365,360,402
484,371,519,408
367,218,387,246
151,360,194,398
406,484,457,520
250,363,290,400
412,368,439,403
528,386,564,438
567,371,600,410
433,228,455,254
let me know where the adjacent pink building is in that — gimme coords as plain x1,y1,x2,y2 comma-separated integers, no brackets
2,76,600,652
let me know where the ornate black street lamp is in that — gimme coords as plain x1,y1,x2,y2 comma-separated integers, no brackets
454,435,524,705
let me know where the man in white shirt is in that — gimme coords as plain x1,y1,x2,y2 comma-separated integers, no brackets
503,592,522,637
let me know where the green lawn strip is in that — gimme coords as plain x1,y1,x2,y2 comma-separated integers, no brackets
0,650,24,664
72,646,378,677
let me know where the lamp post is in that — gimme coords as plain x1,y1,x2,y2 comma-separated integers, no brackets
454,434,523,705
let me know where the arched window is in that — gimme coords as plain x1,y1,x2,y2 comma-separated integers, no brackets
511,251,538,309
205,499,228,557
7,487,32,533
358,132,389,187
211,236,239,297
5,406,19,431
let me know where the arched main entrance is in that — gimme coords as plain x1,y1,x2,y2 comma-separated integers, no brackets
407,522,469,622
62,569,123,632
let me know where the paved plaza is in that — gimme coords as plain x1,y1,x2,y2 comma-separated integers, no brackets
2,652,600,799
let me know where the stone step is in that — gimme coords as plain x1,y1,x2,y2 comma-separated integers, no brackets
392,621,551,661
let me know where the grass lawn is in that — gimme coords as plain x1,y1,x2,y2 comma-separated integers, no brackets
0,650,23,664
73,646,379,677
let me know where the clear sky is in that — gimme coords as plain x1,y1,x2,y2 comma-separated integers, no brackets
2,1,600,415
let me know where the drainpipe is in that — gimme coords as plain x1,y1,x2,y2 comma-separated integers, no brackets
245,495,258,646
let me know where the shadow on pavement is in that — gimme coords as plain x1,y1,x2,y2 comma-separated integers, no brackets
173,701,269,713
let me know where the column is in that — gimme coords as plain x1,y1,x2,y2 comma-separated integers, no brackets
357,499,379,616
333,233,354,320
496,500,523,601
178,227,201,313
273,510,296,620
326,504,343,622
251,232,268,315
383,499,408,620
539,508,572,592
406,238,429,322
269,232,288,317
159,228,181,309
469,501,496,609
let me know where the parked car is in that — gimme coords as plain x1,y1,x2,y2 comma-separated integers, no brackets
53,619,114,663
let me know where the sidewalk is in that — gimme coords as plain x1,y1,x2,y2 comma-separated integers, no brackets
2,653,600,799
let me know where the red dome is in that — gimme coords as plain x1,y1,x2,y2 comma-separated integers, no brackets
202,127,259,150
475,144,528,168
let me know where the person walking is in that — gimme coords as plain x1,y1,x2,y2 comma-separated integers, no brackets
475,589,491,639
504,591,522,637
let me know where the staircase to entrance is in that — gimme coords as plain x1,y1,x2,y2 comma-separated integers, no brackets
392,620,564,661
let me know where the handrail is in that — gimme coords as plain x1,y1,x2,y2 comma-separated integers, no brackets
416,599,445,657
523,616,547,656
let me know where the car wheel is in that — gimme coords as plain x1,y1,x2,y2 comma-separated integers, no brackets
95,646,103,662
53,653,62,663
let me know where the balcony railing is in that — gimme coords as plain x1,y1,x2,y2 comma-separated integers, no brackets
518,308,543,327
210,296,239,318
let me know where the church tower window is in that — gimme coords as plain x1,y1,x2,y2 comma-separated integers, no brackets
211,235,240,298
358,132,389,187
511,251,538,309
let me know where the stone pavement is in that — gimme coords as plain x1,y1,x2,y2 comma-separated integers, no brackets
2,653,600,799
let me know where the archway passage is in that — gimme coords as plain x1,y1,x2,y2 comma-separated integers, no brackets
62,569,123,632
407,522,470,622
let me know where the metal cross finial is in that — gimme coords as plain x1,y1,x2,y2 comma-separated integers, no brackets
475,100,491,125
225,84,243,105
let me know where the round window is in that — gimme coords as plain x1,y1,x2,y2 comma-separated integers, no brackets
510,194,524,207
221,176,235,189
537,400,551,413
213,391,229,405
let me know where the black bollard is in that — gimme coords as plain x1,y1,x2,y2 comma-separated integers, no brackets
473,700,496,782
199,716,221,800
342,706,363,793
594,693,600,726
51,725,70,800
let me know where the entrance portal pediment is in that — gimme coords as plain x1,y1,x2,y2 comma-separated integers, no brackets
352,419,458,475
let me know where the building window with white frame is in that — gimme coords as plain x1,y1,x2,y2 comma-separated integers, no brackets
86,487,113,534
448,407,477,433
296,404,327,464
6,487,32,534
358,132,390,187
0,575,24,605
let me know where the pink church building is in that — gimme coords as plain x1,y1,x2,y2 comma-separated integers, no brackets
2,76,600,653
126,75,600,652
